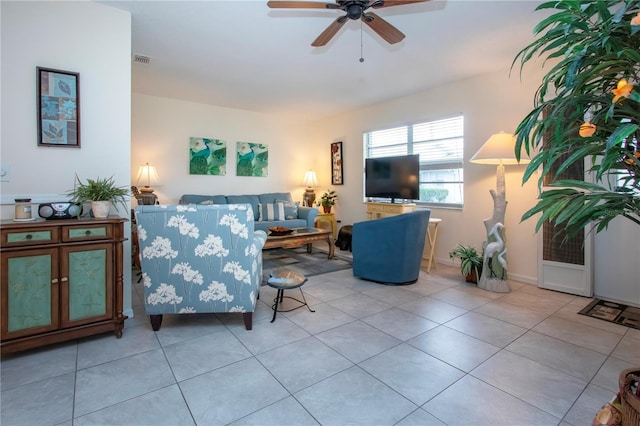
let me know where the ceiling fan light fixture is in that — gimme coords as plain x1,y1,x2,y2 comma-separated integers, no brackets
346,4,364,19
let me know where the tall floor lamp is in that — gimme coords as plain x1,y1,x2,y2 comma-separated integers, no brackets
470,132,530,292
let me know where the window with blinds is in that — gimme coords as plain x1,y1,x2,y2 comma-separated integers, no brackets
364,115,464,207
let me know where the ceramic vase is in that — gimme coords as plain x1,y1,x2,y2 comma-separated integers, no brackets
91,201,111,218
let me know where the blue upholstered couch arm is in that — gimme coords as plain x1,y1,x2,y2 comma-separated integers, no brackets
254,230,267,248
298,206,318,228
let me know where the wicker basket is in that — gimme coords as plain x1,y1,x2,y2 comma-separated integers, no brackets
619,368,640,426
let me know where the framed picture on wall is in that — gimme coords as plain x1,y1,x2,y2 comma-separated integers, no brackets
37,67,80,147
189,137,227,175
331,141,343,185
237,142,268,177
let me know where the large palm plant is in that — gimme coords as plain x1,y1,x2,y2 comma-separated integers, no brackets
513,0,640,238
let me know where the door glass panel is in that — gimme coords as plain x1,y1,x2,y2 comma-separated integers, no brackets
542,221,585,265
542,107,585,265
68,249,106,320
7,254,52,332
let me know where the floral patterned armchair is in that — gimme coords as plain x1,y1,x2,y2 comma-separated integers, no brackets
134,204,267,331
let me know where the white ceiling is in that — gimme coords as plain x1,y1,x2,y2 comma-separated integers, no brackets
101,0,545,121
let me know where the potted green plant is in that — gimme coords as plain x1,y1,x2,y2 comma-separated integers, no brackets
320,190,337,213
449,244,483,284
512,1,640,237
66,175,129,218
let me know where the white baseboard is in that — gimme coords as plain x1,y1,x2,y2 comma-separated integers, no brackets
435,257,537,285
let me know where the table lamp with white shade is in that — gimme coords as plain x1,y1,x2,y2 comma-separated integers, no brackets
135,162,161,205
470,131,530,292
302,170,319,207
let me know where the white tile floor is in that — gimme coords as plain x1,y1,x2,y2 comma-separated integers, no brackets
2,261,639,426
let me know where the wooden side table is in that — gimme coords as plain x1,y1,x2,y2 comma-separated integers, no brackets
426,218,442,273
315,213,337,238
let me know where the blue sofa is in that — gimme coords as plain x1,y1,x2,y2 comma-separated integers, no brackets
352,209,431,284
134,204,267,330
180,192,318,233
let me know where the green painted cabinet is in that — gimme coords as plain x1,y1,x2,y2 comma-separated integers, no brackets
3,248,59,338
1,218,126,353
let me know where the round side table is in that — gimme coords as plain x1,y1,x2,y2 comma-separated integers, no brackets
267,269,315,323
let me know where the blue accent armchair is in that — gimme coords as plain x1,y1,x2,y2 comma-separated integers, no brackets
134,204,267,330
352,209,431,284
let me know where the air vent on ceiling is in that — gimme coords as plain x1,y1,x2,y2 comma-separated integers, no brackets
133,54,151,64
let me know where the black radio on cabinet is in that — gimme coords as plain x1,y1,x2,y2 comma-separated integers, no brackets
38,202,82,220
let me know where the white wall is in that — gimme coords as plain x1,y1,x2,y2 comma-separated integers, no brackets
129,69,544,283
132,94,314,204
308,69,545,284
1,1,133,314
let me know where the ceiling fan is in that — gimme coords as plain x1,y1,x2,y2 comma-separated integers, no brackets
267,0,429,47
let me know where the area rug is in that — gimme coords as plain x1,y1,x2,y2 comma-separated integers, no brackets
578,299,640,330
261,247,352,285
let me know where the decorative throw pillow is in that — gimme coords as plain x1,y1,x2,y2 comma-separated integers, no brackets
278,200,299,220
199,199,214,205
258,202,285,221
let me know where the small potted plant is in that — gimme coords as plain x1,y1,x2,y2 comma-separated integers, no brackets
449,244,483,283
320,190,337,213
66,175,129,218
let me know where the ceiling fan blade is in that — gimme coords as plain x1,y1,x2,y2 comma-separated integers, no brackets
312,16,347,47
371,0,429,9
267,1,340,9
362,12,405,44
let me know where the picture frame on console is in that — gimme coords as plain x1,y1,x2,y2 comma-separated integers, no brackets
331,141,343,185
37,67,80,148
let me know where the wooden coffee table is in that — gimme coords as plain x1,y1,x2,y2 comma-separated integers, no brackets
263,227,334,259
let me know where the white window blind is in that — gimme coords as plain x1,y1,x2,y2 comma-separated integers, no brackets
364,115,464,207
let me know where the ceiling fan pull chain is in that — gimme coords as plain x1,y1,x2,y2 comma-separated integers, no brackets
359,20,365,63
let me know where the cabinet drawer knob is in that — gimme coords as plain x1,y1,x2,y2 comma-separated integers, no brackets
85,230,91,236
51,278,58,284
26,234,33,240
61,277,68,282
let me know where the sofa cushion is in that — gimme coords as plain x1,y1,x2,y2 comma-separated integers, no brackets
256,219,307,232
180,194,227,205
279,200,299,220
258,202,285,221
227,195,260,220
258,193,292,204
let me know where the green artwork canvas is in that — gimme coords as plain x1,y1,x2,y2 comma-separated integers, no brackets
236,142,268,177
189,137,226,175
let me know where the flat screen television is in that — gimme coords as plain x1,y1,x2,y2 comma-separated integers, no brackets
365,154,420,202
